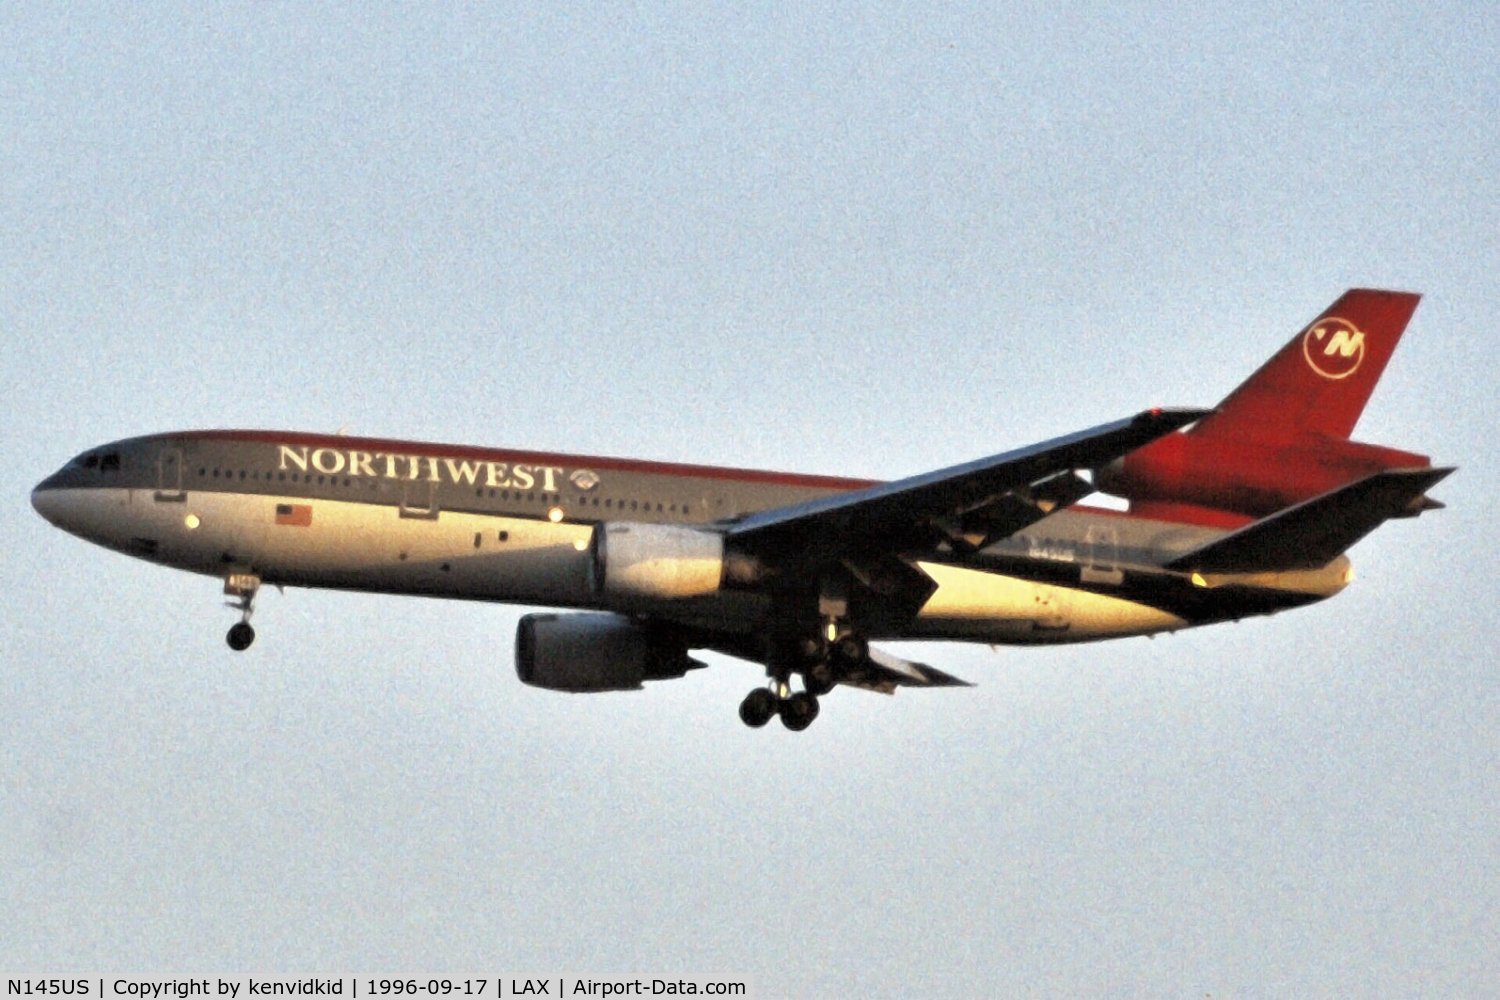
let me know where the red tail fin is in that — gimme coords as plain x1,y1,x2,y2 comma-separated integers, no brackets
1097,289,1433,520
1190,289,1420,442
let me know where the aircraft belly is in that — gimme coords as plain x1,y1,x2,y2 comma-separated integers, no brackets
910,561,1185,644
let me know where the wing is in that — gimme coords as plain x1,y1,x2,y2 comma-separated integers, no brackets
725,408,1210,562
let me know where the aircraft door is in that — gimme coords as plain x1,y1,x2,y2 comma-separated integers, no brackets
1081,525,1123,585
400,480,439,519
154,448,186,502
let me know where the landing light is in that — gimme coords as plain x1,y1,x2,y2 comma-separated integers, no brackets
1190,572,1207,588
185,514,201,530
547,507,564,523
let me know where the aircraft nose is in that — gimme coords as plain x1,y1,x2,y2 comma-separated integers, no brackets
31,483,64,526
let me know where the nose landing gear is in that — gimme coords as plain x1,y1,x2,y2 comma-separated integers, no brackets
223,573,260,651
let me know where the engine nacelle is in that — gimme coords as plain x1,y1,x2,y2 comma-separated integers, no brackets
590,522,725,599
515,612,703,692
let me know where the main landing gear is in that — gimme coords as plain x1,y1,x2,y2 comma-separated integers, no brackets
739,684,821,732
223,573,260,651
738,585,867,732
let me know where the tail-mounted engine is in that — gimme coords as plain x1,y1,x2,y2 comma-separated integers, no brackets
515,612,705,692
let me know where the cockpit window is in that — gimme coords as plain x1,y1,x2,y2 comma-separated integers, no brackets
99,453,121,471
80,454,99,469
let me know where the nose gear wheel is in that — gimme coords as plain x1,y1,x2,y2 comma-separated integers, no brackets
226,621,255,651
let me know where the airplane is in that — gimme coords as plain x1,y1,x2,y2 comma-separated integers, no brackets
31,289,1452,731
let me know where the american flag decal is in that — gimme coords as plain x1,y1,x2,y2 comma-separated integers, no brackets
275,503,312,526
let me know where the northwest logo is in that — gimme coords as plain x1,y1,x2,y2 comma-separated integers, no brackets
276,445,597,493
1302,317,1365,380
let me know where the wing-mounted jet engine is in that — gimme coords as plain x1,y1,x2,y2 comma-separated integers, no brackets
515,612,706,692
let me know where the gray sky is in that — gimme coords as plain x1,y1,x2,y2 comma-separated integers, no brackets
2,2,1496,995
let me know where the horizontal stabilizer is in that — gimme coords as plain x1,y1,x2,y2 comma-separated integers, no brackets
839,646,974,695
1165,467,1454,574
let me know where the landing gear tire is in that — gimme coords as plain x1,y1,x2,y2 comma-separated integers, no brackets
226,621,255,651
739,688,778,728
779,691,820,732
835,633,867,664
804,664,836,697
